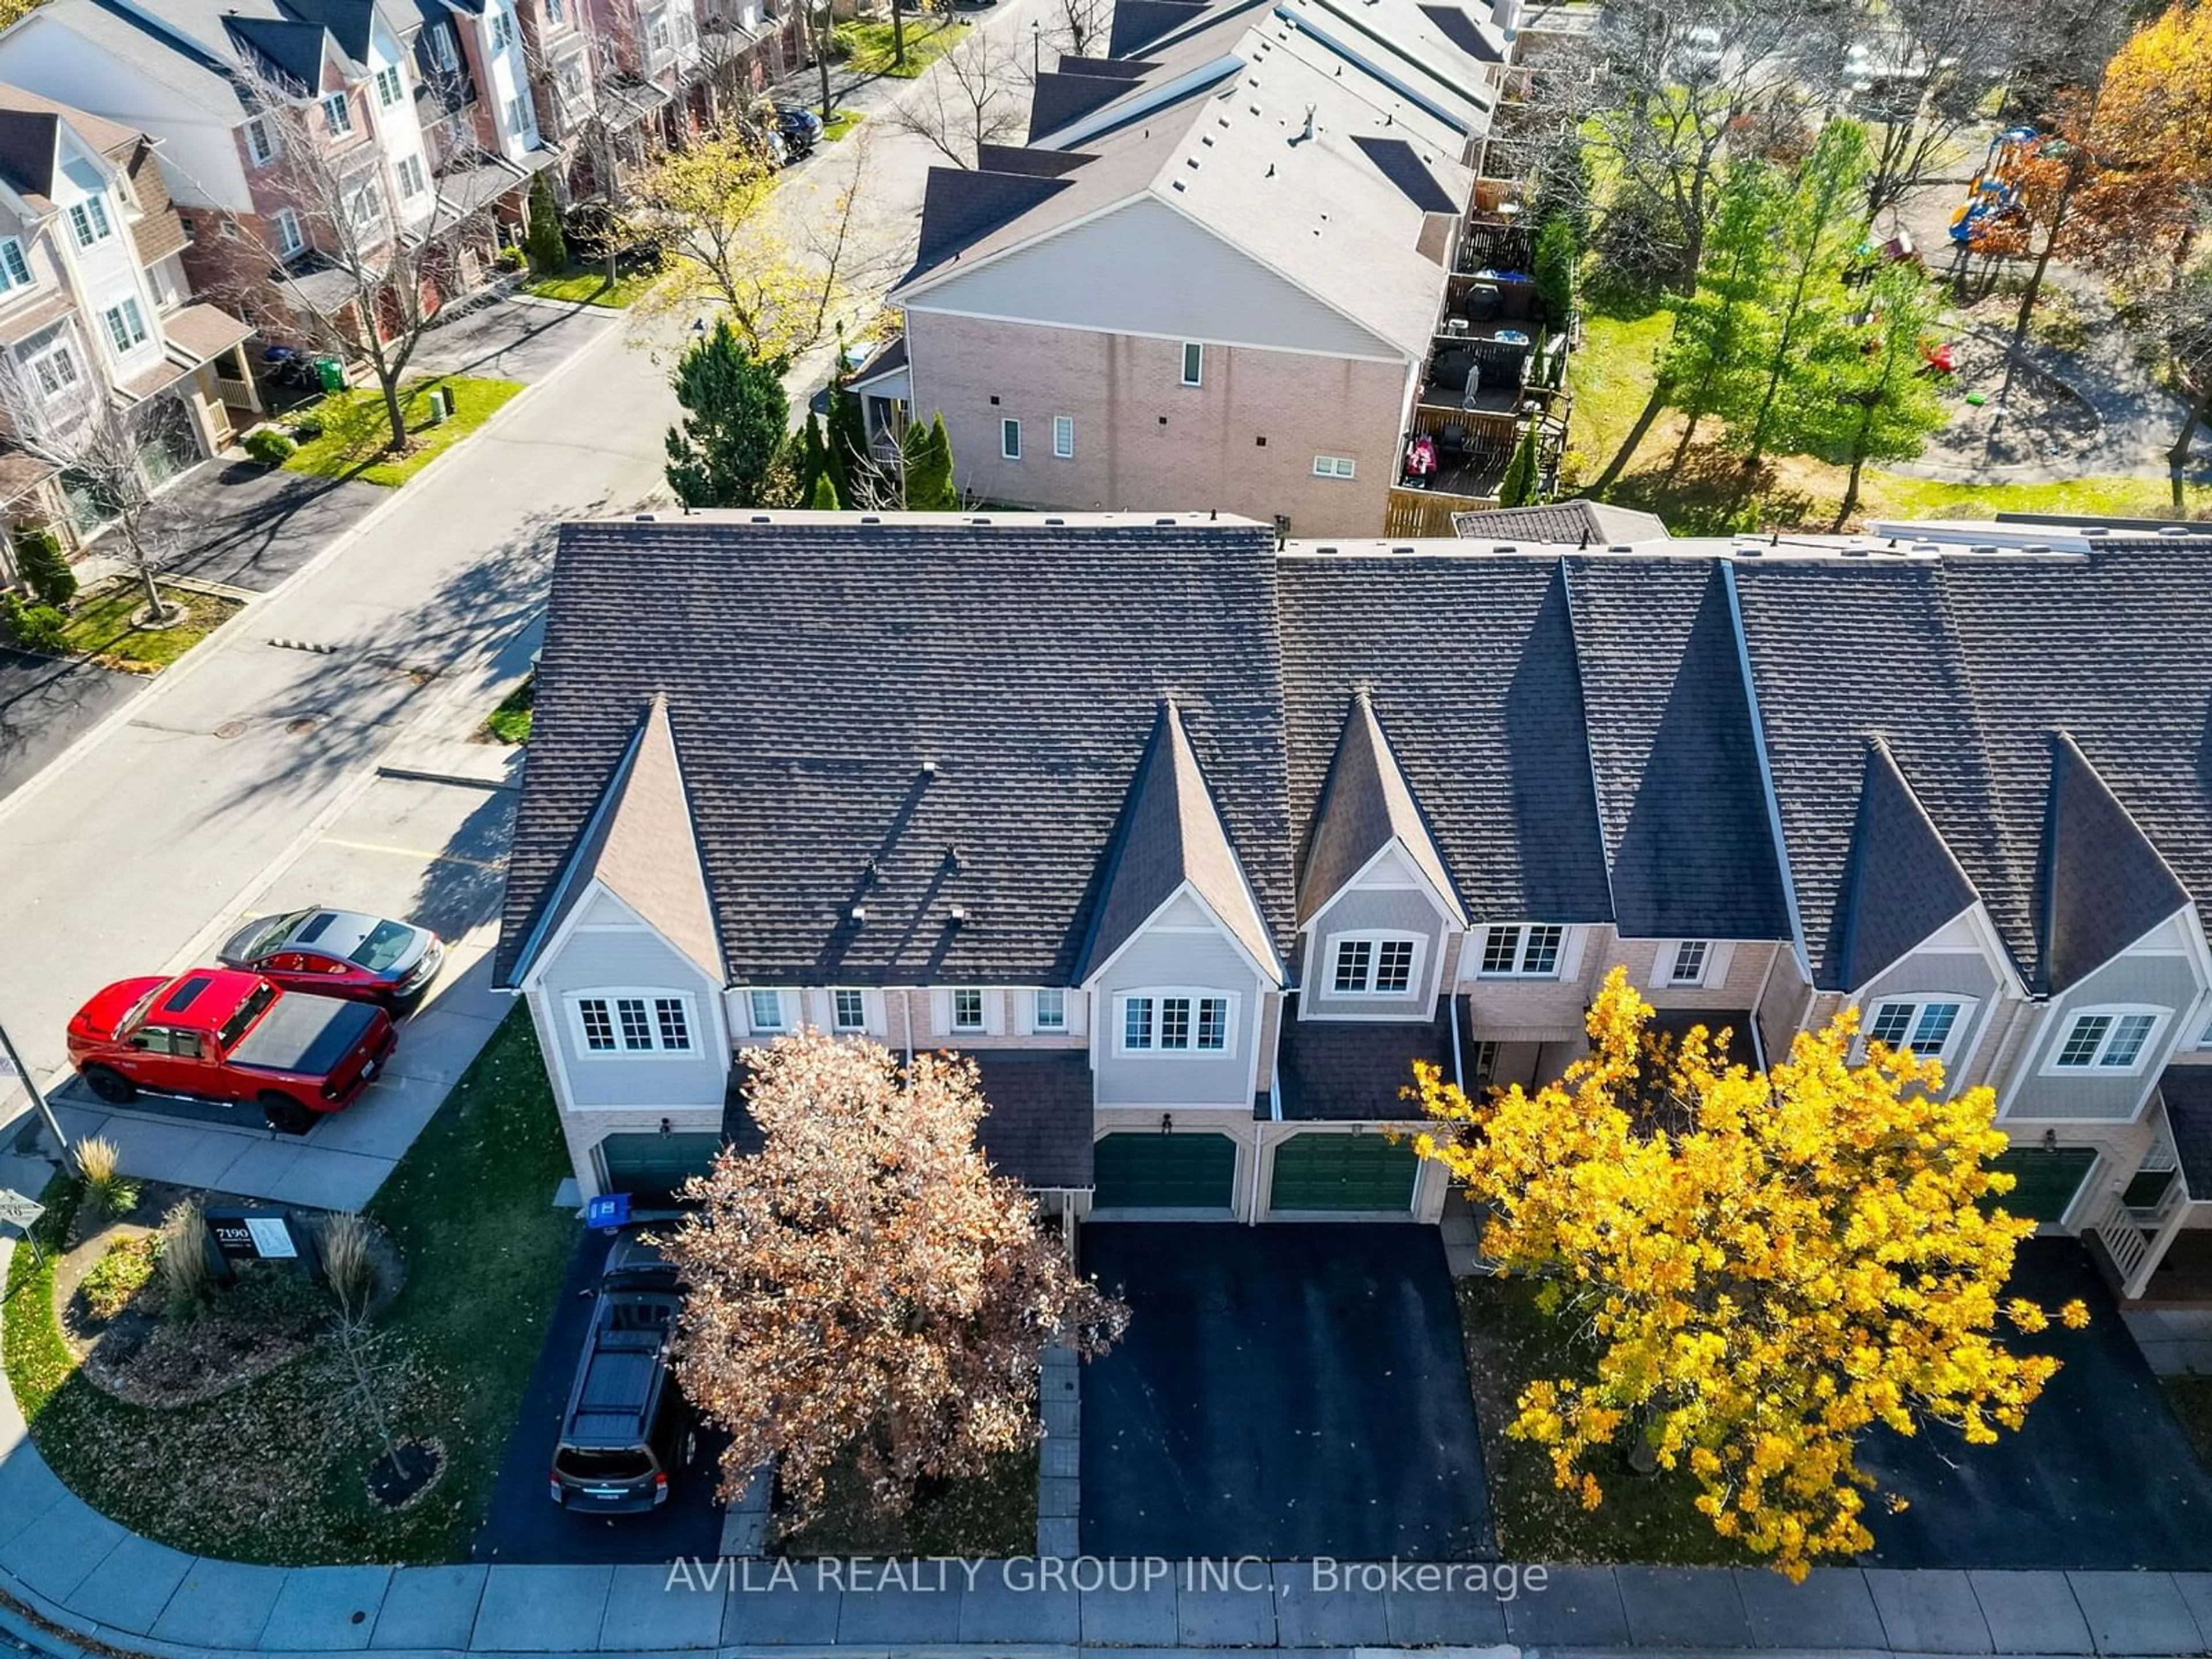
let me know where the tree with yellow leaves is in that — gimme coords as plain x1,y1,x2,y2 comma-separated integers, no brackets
662,1030,1127,1529
1411,967,2088,1579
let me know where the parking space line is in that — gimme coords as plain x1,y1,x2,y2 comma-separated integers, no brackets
317,836,507,871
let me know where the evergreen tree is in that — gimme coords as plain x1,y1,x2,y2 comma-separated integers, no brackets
1533,214,1579,331
1734,122,1875,473
810,472,842,509
1809,262,1952,528
1497,419,1543,507
1656,159,1787,468
525,172,567,276
12,526,74,608
664,320,791,509
798,412,831,504
902,412,959,510
825,378,869,506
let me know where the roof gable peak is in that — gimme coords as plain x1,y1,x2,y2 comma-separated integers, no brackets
2034,729,2191,994
1298,690,1464,926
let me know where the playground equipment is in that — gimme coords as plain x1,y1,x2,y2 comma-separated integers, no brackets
1949,126,2041,246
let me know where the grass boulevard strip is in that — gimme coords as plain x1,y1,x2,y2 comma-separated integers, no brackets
663,1555,1550,1599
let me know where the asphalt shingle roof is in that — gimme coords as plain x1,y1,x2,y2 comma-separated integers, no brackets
1832,738,1980,988
497,516,1293,988
2162,1067,2212,1202
1563,557,1788,941
2036,732,2191,994
1274,994,1453,1120
967,1051,1097,1186
1297,692,1463,926
1077,701,1282,982
1278,553,1613,926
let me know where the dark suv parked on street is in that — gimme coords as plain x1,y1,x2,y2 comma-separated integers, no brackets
548,1233,693,1513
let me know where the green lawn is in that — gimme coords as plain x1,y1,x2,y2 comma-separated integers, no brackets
835,15,961,77
522,263,660,309
1567,305,2212,531
821,108,865,142
1,1009,579,1564
283,376,525,487
780,1447,1038,1558
1457,1275,1752,1566
58,581,241,673
485,672,535,744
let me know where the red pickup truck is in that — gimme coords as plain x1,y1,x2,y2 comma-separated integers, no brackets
67,968,396,1135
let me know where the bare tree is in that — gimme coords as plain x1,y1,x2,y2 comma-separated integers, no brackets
198,59,503,453
1038,0,1110,62
0,339,185,620
887,28,1025,168
1843,0,2032,223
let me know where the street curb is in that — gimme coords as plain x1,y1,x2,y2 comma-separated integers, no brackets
0,311,628,834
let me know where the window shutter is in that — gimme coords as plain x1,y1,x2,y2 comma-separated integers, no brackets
800,988,826,1031
1705,942,1734,987
778,990,800,1032
983,991,1006,1036
1646,943,1677,991
929,989,951,1037
1066,991,1089,1037
1013,993,1034,1037
1558,927,1586,980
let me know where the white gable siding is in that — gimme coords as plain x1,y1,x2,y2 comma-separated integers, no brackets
909,197,1403,363
1852,948,2002,1093
1093,923,1264,1108
1304,885,1449,1020
534,904,729,1110
2004,948,2202,1123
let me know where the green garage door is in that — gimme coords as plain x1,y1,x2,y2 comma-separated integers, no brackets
1988,1147,2097,1223
1094,1132,1237,1209
600,1131,723,1200
1270,1133,1419,1213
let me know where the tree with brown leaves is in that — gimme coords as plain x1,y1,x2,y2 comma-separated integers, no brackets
662,1030,1128,1529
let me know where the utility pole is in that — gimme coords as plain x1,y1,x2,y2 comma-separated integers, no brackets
0,1017,70,1165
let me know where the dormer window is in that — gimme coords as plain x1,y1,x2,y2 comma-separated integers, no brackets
1864,997,1972,1062
1478,923,1563,978
69,197,112,247
1329,935,1418,995
1118,991,1231,1054
571,990,695,1055
2047,1007,2164,1075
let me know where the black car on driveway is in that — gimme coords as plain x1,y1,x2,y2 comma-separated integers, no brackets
548,1233,694,1514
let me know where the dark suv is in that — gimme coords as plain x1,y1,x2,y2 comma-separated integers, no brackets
548,1234,692,1513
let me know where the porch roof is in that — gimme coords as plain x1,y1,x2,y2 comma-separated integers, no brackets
1274,993,1455,1122
2158,1066,2212,1202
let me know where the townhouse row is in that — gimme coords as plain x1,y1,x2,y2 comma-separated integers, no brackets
847,0,1586,538
0,0,805,556
490,510,2212,1309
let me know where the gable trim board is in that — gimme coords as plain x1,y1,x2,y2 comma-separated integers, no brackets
899,196,1414,365
1719,559,1812,984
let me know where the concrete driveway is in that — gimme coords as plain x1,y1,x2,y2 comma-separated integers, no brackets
475,1230,730,1565
46,771,516,1210
1861,1240,2212,1571
1080,1223,1494,1560
160,460,385,594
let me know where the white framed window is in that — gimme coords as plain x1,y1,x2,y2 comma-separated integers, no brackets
375,64,406,106
26,338,79,399
559,58,587,95
429,21,461,69
1862,995,1975,1062
570,990,696,1056
489,4,516,50
1180,341,1202,386
951,987,986,1032
395,154,427,198
832,987,867,1032
323,92,354,137
645,8,671,51
1116,990,1233,1055
1052,414,1074,459
1001,418,1021,460
747,988,787,1032
1477,923,1564,978
347,177,382,230
272,207,305,256
2197,1011,2212,1050
244,115,280,166
0,238,31,293
101,297,147,354
1033,988,1066,1031
2046,1006,2166,1075
68,197,112,247
546,0,567,24
1668,940,1709,986
1328,934,1422,995
1312,454,1357,479
505,89,537,139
